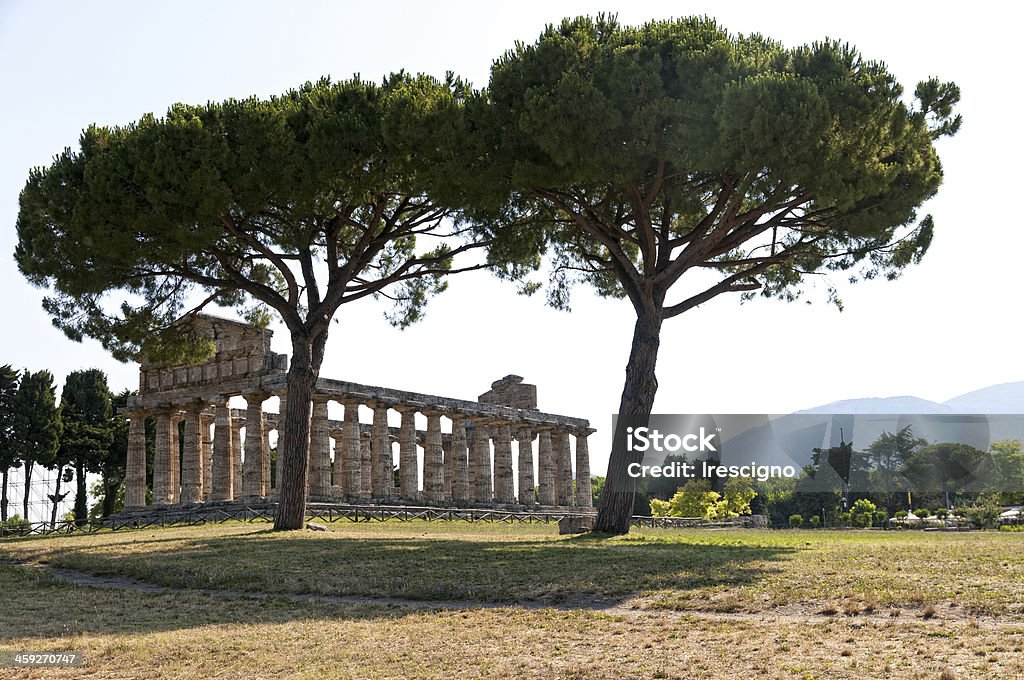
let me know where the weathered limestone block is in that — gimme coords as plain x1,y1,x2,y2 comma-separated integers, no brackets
201,413,214,501
125,413,148,509
262,423,271,496
308,397,331,498
450,416,469,505
398,407,418,501
181,407,204,503
231,418,243,500
492,421,514,504
169,412,183,504
469,420,492,503
212,402,235,501
558,515,595,535
360,432,372,499
517,428,534,506
477,375,537,410
371,403,391,499
574,429,593,509
330,434,343,495
242,394,268,498
424,411,444,504
342,400,363,499
153,411,172,506
553,429,573,506
537,427,555,506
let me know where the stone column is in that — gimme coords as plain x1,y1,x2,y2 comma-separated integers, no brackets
517,427,535,506
469,420,492,503
575,428,593,508
180,406,204,504
424,411,444,504
274,394,287,494
201,413,214,502
492,421,514,504
553,429,573,506
397,407,418,501
243,393,268,498
212,401,235,501
450,416,469,505
169,413,182,504
125,412,148,509
152,411,172,506
262,424,271,497
537,426,555,506
370,402,391,499
360,432,372,499
231,417,243,500
308,396,331,498
342,400,362,500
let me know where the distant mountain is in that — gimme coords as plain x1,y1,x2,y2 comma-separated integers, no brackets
944,382,1024,413
797,396,949,415
797,381,1024,415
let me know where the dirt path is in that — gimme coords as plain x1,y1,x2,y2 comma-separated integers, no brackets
15,561,1019,631
8,557,1015,630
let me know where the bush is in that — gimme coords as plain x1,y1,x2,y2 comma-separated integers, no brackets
851,511,871,528
874,510,889,527
913,508,932,520
894,509,909,519
808,515,821,528
850,499,876,528
934,508,949,520
789,514,804,528
838,511,852,526
960,496,1003,529
0,515,32,536
649,498,671,517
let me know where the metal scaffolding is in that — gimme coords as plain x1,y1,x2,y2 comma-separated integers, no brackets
2,464,77,524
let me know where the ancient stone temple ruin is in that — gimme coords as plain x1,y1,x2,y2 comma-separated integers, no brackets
121,315,594,511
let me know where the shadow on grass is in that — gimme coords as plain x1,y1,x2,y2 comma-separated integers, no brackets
0,526,797,641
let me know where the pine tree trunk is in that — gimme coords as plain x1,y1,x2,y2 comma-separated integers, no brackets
594,310,664,534
23,462,32,520
273,328,328,531
74,461,88,525
1,469,8,522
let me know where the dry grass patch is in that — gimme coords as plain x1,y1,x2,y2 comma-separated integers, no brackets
1,563,1024,679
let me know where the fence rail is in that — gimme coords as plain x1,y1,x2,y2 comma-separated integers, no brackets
0,503,601,537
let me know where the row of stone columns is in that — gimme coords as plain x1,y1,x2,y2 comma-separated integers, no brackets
124,393,273,510
124,394,593,510
305,398,593,508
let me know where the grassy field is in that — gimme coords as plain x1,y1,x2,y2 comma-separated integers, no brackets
1,521,1023,678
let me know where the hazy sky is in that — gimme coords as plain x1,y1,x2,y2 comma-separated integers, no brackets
1,1,1019,477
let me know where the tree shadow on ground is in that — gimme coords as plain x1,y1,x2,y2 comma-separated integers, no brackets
0,526,796,640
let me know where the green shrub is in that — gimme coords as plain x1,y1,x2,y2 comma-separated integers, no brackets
850,499,876,528
959,496,1003,529
913,508,932,520
649,498,671,517
789,514,804,528
894,510,909,519
874,510,889,526
0,515,32,536
934,508,949,520
808,515,821,528
838,511,852,526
